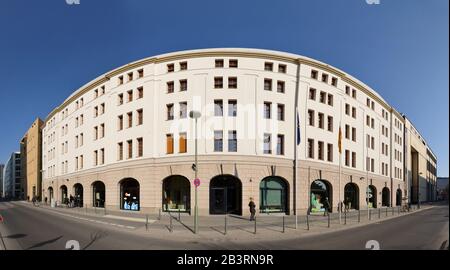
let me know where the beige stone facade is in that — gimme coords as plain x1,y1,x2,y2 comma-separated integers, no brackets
21,118,44,200
42,155,404,215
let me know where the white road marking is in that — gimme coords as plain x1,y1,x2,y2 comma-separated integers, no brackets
13,202,136,231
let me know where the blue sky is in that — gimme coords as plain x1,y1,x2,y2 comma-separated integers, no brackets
0,0,448,175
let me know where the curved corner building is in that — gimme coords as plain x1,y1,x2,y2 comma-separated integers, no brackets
42,48,424,215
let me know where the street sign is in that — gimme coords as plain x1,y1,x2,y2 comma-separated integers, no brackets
194,178,200,187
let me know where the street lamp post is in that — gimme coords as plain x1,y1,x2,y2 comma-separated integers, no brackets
190,110,201,234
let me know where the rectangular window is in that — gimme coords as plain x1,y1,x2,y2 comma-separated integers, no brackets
277,104,285,121
319,91,326,103
118,115,123,131
167,81,174,93
278,64,286,73
327,94,333,106
167,104,174,120
308,139,314,158
345,124,350,139
309,88,316,100
128,72,133,82
137,109,143,125
371,137,375,150
352,127,356,142
94,89,98,99
345,104,350,115
138,69,144,78
371,158,375,173
118,94,124,105
137,138,143,157
264,62,273,71
371,101,375,110
228,77,237,89
214,130,223,152
127,112,133,128
277,134,284,155
366,157,370,172
214,100,223,116
214,77,223,88
80,155,84,169
137,87,144,99
100,103,105,115
318,113,324,129
228,100,237,117
118,142,123,161
179,102,187,119
167,64,174,73
228,131,237,152
264,79,272,91
345,86,350,95
327,116,333,132
80,133,84,146
318,141,324,160
352,89,356,98
94,106,98,117
277,81,285,93
366,115,370,126
180,62,187,71
321,73,328,83
331,77,338,86
179,133,187,153
352,107,356,119
311,70,318,79
308,110,315,126
100,148,104,165
180,79,187,91
127,90,133,102
166,134,173,154
264,102,271,119
327,143,333,162
118,76,123,85
229,59,238,68
94,150,98,165
345,150,350,166
371,118,375,129
263,133,271,154
100,124,105,138
215,59,224,68
127,140,133,159
367,98,370,107
352,152,356,168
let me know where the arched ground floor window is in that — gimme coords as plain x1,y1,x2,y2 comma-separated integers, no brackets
120,178,140,211
163,175,191,212
260,176,289,214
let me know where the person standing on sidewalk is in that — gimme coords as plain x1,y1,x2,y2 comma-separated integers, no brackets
248,198,256,221
323,197,331,216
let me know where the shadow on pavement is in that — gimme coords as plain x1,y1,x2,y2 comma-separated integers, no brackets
26,235,63,250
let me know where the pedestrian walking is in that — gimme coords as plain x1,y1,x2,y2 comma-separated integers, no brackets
323,197,331,216
248,197,256,221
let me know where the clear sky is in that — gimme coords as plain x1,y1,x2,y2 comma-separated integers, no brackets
0,0,448,175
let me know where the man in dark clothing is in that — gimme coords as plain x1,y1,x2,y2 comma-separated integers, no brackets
323,197,331,216
248,198,256,221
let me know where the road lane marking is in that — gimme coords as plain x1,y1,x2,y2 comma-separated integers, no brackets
12,202,137,231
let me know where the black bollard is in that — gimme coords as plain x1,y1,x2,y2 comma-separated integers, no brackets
224,215,227,235
306,214,310,230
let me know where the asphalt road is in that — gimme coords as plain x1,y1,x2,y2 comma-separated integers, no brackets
0,201,448,250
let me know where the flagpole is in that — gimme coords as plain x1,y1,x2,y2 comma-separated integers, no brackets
338,122,342,224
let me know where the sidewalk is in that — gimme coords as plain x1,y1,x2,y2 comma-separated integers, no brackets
18,201,435,243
